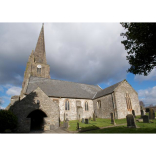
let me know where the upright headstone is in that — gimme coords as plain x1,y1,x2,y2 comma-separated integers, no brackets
85,119,89,124
126,114,136,128
79,115,81,122
77,122,79,130
149,108,154,119
110,112,116,125
132,110,136,118
141,110,144,118
153,110,155,119
93,113,96,121
63,121,69,128
81,118,85,123
64,113,65,121
143,115,149,123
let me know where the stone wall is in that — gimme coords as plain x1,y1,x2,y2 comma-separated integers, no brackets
9,87,59,132
93,94,114,119
50,97,93,121
114,80,140,119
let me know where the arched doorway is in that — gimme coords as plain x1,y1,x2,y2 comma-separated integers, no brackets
27,109,47,131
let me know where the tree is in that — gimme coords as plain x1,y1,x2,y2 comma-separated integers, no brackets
139,101,145,107
120,23,156,76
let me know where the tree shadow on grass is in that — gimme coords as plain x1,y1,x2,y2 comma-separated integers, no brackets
79,125,100,133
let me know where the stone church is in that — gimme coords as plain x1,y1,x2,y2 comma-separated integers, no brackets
7,24,140,132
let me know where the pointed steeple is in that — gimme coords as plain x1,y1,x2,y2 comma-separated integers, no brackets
34,23,47,64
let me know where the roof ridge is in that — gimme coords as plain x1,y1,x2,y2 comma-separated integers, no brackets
30,76,99,88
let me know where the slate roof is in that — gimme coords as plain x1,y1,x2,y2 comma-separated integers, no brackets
93,81,123,99
26,76,102,99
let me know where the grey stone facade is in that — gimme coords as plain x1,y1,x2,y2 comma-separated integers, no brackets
7,24,141,132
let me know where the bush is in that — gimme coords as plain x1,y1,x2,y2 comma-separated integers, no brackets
0,110,18,132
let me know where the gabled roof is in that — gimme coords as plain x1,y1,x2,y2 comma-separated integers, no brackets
93,80,123,99
26,76,102,99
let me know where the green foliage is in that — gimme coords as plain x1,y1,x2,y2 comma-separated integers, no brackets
0,110,18,132
120,23,156,76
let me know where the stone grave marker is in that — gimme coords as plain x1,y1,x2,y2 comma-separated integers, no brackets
149,108,154,119
110,112,116,125
77,122,79,130
143,115,149,123
93,113,96,121
79,115,81,122
132,110,136,118
81,118,85,123
141,110,144,118
63,121,69,128
126,114,136,128
85,119,89,124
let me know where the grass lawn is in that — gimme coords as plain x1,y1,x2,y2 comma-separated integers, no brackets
68,117,127,132
67,115,156,133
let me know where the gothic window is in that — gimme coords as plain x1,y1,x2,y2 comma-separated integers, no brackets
97,100,101,109
65,100,70,110
125,93,132,111
85,101,89,111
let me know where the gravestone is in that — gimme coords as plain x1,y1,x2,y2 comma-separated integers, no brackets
149,108,154,119
64,113,65,121
126,114,136,128
110,112,116,125
85,119,89,124
132,110,136,118
141,110,144,118
79,115,81,122
77,122,79,130
153,111,155,119
143,115,149,123
93,113,96,121
63,121,69,128
81,118,85,123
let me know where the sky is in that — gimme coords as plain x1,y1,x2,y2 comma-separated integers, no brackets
0,23,156,108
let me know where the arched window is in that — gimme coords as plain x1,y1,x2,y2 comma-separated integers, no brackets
125,93,132,111
85,101,89,111
37,68,41,74
97,100,101,109
65,100,70,110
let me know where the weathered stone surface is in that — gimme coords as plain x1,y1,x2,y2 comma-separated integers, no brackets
143,115,149,123
149,108,154,119
93,113,96,121
141,110,144,118
126,114,136,128
81,118,85,123
85,119,89,124
132,110,136,118
110,112,116,125
9,87,59,132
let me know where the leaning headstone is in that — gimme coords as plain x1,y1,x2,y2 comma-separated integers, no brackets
93,113,96,121
77,122,79,130
149,108,154,119
126,114,136,128
81,118,85,123
143,115,149,123
110,112,116,125
141,110,144,118
85,119,89,124
132,110,136,118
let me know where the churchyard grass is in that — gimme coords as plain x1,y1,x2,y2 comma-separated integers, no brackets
82,117,156,133
68,118,127,132
67,115,156,133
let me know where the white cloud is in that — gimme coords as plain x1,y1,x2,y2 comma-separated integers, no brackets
6,86,22,96
138,86,156,106
0,86,4,92
135,68,156,82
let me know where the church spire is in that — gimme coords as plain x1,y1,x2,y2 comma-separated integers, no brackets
34,23,47,64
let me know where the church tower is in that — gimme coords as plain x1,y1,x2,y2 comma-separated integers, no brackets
20,24,51,98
